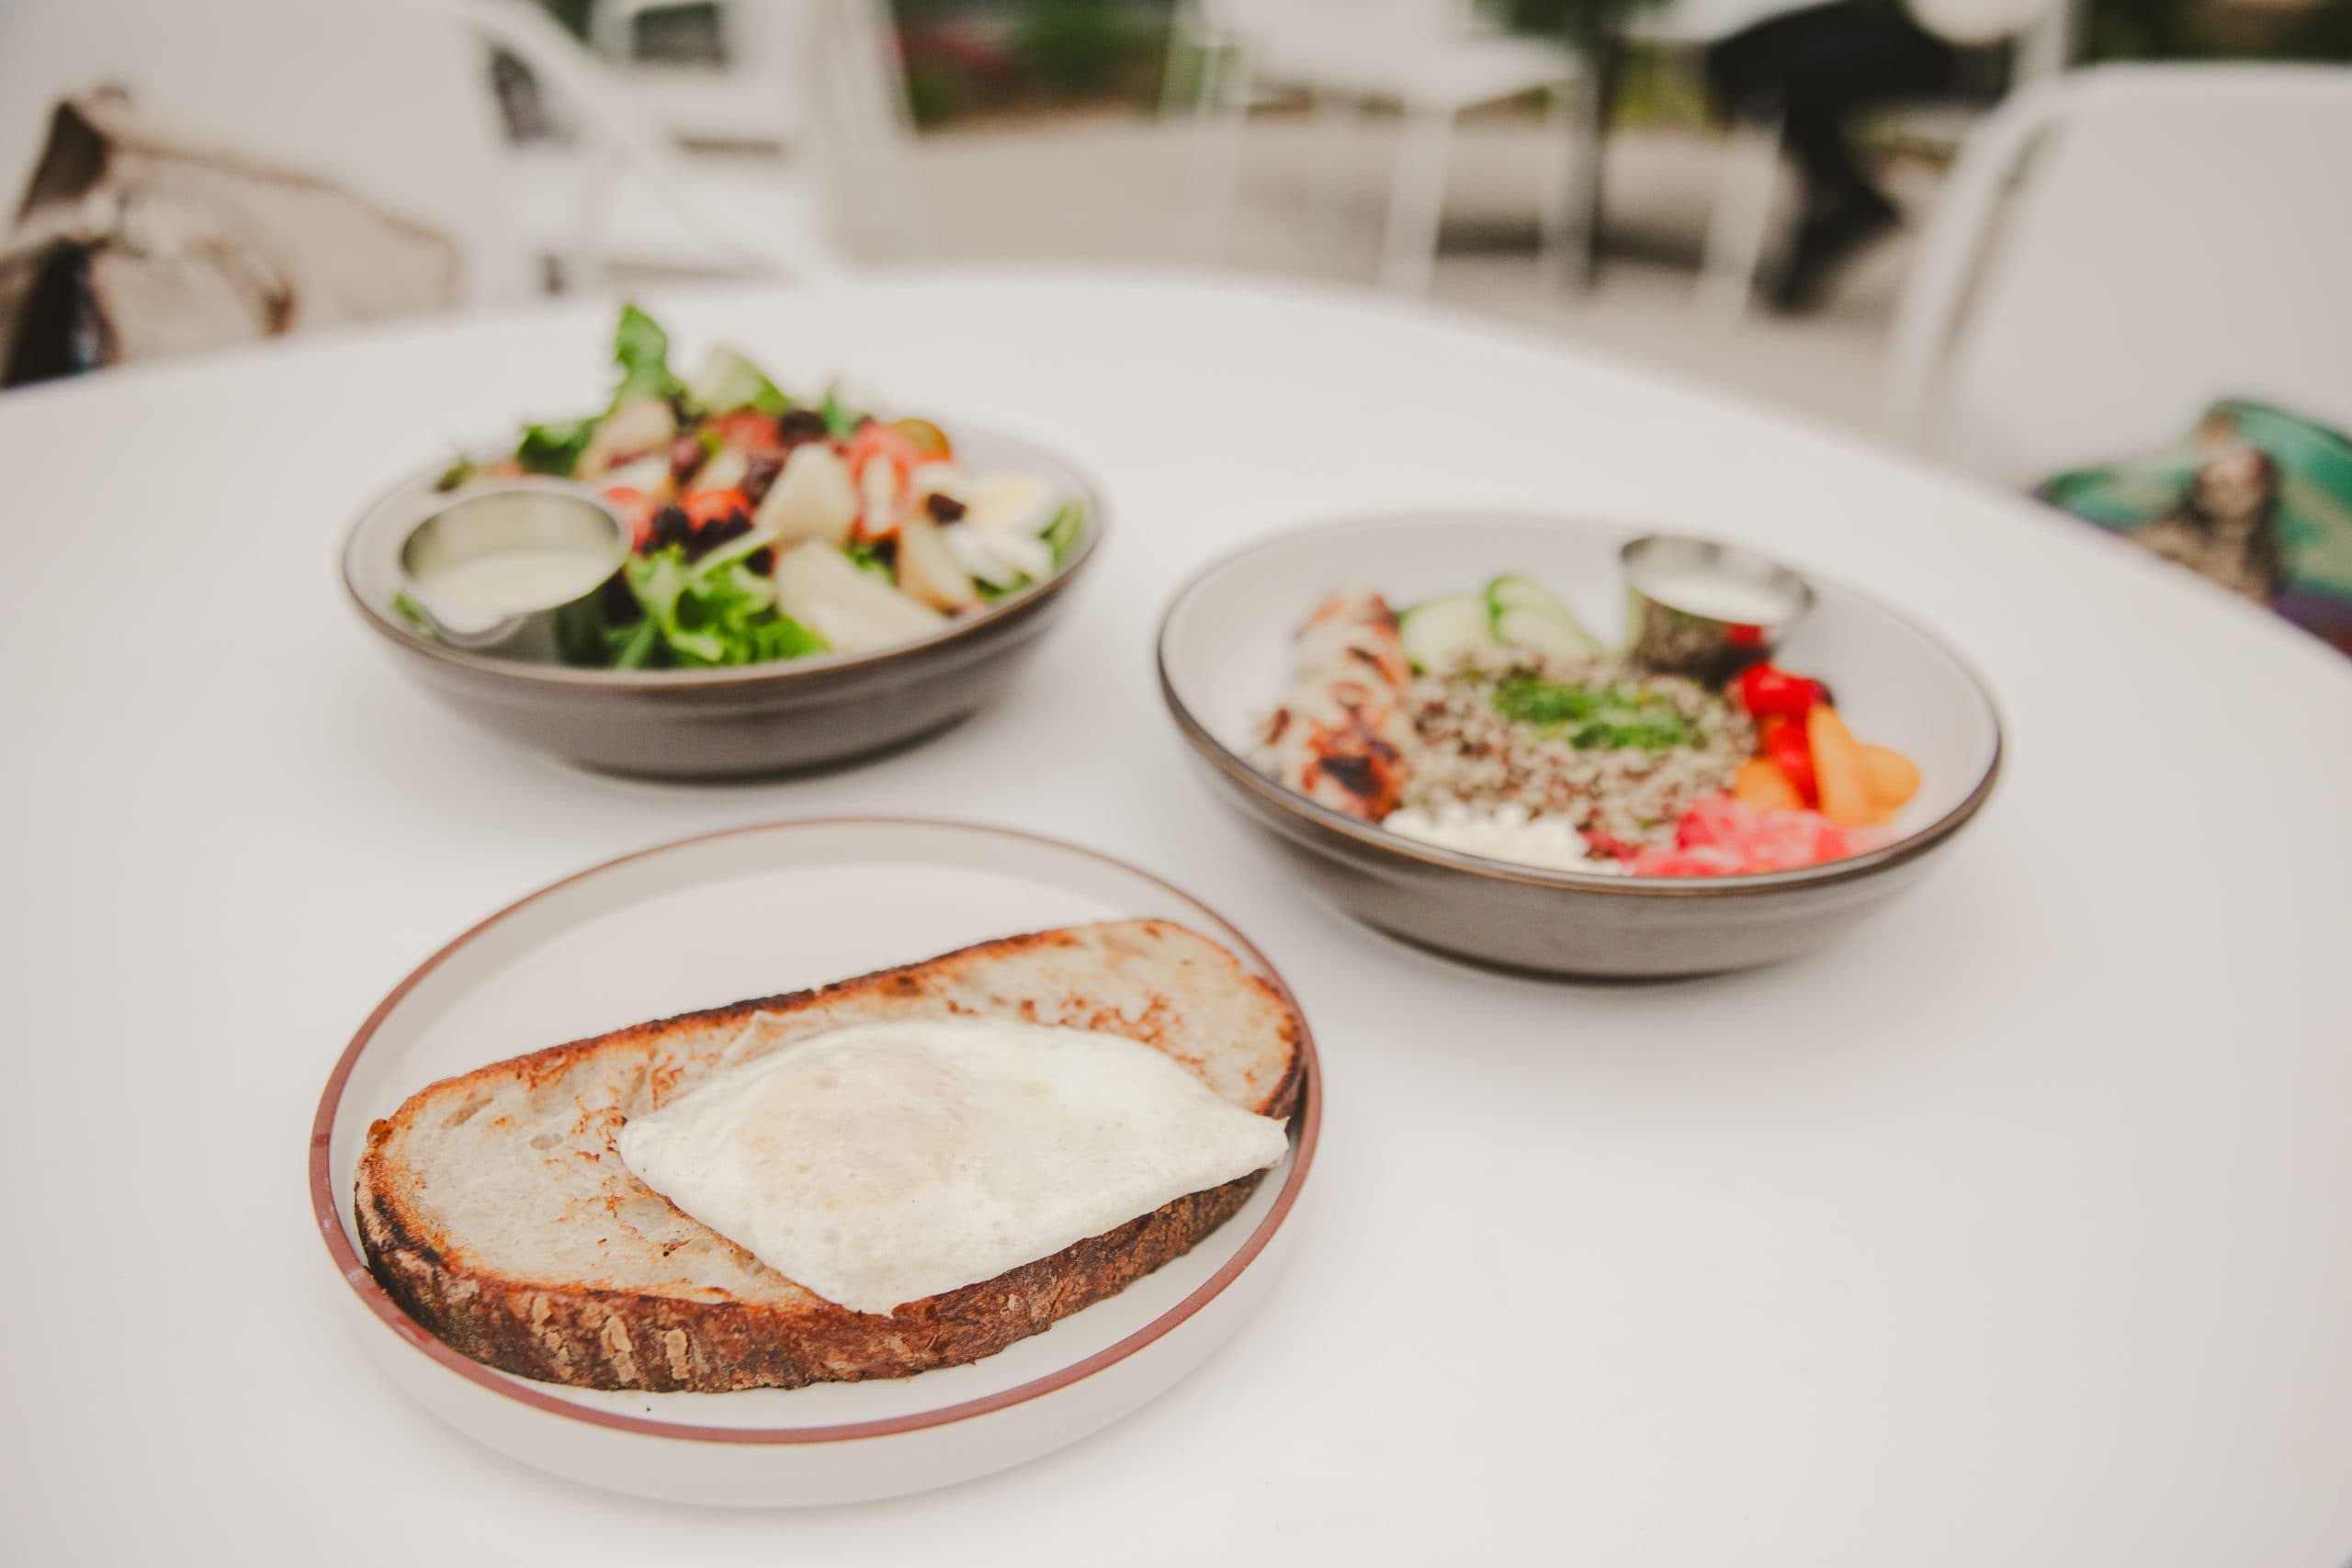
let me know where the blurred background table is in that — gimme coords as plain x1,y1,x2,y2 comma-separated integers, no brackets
4,272,2348,1565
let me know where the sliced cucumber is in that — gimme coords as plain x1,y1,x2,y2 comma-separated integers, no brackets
1486,574,1602,658
1397,592,1493,671
1487,574,1566,615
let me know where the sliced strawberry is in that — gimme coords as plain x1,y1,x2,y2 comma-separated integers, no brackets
683,489,751,529
711,411,783,452
603,486,656,548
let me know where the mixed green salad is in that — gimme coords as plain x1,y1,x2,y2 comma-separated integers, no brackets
423,304,1084,670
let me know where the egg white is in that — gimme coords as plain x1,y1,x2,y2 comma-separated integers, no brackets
614,1019,1291,1316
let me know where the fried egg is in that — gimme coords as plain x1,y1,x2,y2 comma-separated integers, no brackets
613,1019,1291,1316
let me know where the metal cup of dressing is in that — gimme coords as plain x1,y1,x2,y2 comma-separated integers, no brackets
398,482,631,663
1621,533,1814,683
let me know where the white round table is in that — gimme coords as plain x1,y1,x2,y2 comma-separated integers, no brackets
6,272,2348,1566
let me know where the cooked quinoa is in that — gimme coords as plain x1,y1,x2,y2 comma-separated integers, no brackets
1398,648,1754,849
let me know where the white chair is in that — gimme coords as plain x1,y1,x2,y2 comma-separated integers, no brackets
1661,0,2072,323
0,0,846,305
1886,62,2352,485
1177,0,1590,293
574,0,925,259
469,0,857,284
587,0,806,150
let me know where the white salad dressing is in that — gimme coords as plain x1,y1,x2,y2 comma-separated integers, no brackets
1383,801,1627,874
613,1018,1291,1315
413,543,619,615
1633,567,1800,626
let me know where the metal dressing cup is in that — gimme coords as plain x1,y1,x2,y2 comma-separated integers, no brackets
1621,532,1815,683
397,482,631,664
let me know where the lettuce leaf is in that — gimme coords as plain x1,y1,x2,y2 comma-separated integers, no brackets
687,344,790,417
612,302,683,406
819,383,866,441
843,538,895,582
390,588,436,636
515,417,597,476
514,306,680,482
617,542,825,668
1043,500,1085,566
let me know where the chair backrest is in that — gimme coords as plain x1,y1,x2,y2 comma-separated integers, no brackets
469,0,854,278
0,0,535,300
1889,63,2352,486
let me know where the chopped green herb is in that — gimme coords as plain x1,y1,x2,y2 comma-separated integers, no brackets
434,457,476,492
1492,676,1690,750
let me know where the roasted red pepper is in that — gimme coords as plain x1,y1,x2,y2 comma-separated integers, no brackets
1758,714,1819,806
1737,662,1821,721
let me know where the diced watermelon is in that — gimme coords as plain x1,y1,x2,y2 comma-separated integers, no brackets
1628,844,1744,876
1637,794,1883,876
1674,793,1751,852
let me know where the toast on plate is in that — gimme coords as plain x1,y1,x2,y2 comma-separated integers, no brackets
357,919,1305,1393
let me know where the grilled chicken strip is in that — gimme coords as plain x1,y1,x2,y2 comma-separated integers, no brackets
1258,589,1413,821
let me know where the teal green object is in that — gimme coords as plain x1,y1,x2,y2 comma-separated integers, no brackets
2039,400,2352,658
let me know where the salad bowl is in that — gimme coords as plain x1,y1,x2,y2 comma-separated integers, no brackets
1156,513,2004,978
344,425,1105,780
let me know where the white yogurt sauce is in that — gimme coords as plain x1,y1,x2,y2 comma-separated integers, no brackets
1383,801,1627,874
414,543,618,615
1634,567,1798,626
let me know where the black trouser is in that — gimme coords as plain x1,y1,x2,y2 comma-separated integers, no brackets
1707,2,1958,222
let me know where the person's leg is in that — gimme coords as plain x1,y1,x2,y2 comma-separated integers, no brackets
1773,6,1955,211
1709,2,1956,309
1778,73,1883,220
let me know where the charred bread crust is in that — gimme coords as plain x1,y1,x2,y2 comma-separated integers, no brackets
359,1169,1266,1392
356,920,1304,1393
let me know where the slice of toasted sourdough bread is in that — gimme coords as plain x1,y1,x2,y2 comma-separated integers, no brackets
357,919,1304,1393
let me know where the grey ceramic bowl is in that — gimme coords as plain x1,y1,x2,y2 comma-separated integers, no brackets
1156,513,2003,978
344,427,1105,780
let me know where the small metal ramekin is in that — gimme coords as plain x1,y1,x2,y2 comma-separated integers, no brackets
1621,532,1814,682
397,482,629,662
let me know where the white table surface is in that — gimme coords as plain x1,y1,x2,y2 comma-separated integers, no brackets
5,270,2348,1567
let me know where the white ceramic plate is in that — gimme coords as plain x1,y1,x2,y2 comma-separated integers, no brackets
309,818,1320,1506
